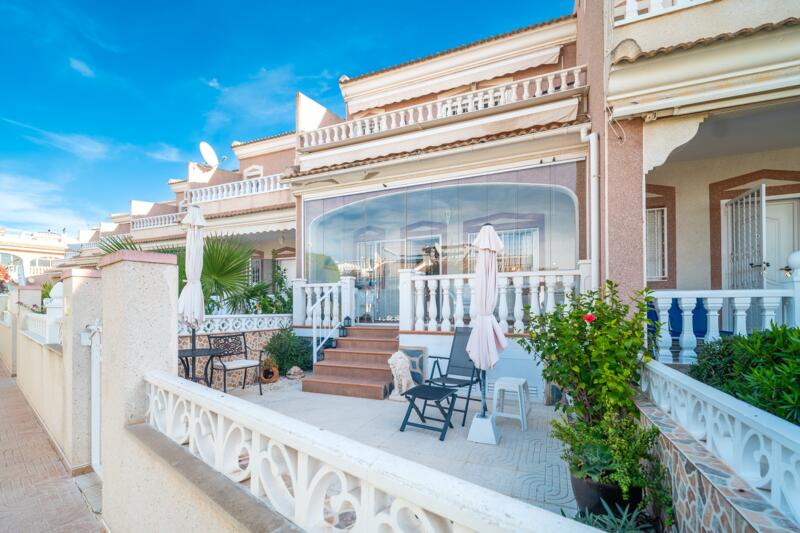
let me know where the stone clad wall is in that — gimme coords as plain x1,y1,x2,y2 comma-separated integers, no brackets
177,329,277,387
637,396,799,533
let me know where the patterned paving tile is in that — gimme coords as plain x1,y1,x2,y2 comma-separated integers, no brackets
0,365,100,533
234,381,578,515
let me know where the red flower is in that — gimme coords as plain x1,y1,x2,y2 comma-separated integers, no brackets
583,313,596,323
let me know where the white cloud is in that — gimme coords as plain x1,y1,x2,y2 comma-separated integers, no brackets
69,57,96,78
0,173,96,235
146,143,182,162
3,118,113,160
204,66,337,134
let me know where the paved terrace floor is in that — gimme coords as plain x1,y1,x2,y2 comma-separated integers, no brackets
232,379,577,516
0,365,100,533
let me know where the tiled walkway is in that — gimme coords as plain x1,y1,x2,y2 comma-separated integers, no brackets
234,378,577,515
0,365,100,533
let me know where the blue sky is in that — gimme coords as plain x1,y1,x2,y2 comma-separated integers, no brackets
0,0,574,236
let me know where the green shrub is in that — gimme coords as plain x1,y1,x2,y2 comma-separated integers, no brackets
691,325,800,424
41,281,53,306
263,326,312,374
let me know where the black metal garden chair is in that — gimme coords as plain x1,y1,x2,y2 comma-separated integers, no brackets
425,326,481,426
208,333,263,395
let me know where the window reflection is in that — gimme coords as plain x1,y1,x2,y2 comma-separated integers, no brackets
304,163,581,322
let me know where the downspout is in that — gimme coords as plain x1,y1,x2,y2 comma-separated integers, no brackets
581,126,600,290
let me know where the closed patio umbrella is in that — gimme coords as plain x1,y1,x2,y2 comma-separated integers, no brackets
466,223,507,444
178,205,207,359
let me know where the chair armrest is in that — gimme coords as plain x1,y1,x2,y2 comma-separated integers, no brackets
428,358,445,382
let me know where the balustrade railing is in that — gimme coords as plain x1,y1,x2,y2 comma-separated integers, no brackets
300,66,586,149
131,212,181,231
614,0,713,26
184,174,287,204
400,269,585,333
24,311,47,340
177,314,292,336
650,289,794,362
145,370,591,532
641,361,800,524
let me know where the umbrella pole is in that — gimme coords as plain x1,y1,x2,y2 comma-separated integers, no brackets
191,327,197,381
480,370,488,418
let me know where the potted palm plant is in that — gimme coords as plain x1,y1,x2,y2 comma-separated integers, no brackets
519,282,670,521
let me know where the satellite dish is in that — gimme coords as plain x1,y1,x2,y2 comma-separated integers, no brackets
199,141,219,167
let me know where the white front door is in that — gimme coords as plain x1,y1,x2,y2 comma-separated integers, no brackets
765,199,799,287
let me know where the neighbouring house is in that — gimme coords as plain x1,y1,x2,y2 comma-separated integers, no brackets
0,227,67,282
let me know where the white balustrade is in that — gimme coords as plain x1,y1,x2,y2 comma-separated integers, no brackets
24,312,47,340
131,212,181,231
184,174,287,204
641,361,800,524
145,370,593,532
177,314,292,336
402,270,584,333
614,0,713,26
300,66,586,149
293,278,355,362
650,289,794,363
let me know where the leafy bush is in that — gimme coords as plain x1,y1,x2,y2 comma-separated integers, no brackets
263,326,312,374
226,252,292,314
519,281,653,425
691,325,800,424
567,500,654,532
41,281,53,306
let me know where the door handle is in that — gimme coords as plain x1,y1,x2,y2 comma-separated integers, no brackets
749,262,771,269
779,265,793,277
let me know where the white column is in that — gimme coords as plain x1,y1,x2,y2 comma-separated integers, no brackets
414,279,425,331
331,284,340,325
453,278,465,328
340,276,356,323
704,297,723,343
398,269,414,331
562,276,575,312
497,277,509,333
655,297,673,362
678,297,697,362
513,275,524,333
427,279,439,331
439,278,452,332
304,287,313,326
761,297,781,329
544,276,556,314
529,277,541,317
292,278,306,326
313,286,322,328
732,297,751,335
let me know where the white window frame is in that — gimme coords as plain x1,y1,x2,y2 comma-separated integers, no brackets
646,207,668,282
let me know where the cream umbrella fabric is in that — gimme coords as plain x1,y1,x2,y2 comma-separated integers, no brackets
466,224,508,371
177,205,207,330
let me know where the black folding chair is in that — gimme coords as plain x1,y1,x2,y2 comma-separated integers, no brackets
208,333,263,395
425,327,481,426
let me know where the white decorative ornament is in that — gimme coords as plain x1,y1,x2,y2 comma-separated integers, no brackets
387,351,414,400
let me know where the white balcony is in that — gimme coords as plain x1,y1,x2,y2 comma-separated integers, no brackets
299,66,586,151
131,212,181,231
613,0,714,26
184,173,288,204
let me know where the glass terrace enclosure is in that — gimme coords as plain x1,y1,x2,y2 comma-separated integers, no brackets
304,162,585,323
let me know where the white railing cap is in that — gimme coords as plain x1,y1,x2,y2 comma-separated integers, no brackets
645,361,800,446
651,289,793,299
146,370,596,532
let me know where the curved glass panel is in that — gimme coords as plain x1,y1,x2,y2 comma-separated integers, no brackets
304,163,582,322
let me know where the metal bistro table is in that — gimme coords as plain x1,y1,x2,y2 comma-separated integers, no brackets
178,347,226,385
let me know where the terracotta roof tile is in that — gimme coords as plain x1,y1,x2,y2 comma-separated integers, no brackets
231,130,295,148
289,118,589,178
615,17,799,64
340,14,576,85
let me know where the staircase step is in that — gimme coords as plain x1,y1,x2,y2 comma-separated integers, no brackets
323,348,394,365
314,360,393,380
343,326,398,340
336,337,399,351
302,375,390,400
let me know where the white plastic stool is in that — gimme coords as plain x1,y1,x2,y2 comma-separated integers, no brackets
492,377,530,431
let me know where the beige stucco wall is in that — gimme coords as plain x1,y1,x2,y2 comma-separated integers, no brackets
238,147,296,176
0,319,12,374
647,146,800,289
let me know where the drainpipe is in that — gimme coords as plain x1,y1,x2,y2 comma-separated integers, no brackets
581,126,600,290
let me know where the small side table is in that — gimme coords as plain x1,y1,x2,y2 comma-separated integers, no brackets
492,377,530,431
400,384,457,441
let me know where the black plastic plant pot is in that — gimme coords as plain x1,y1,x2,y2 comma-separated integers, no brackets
570,475,643,516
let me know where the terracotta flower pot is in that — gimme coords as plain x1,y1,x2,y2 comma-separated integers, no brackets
570,475,643,516
261,366,279,384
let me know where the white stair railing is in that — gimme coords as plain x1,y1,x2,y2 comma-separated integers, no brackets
300,66,586,149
